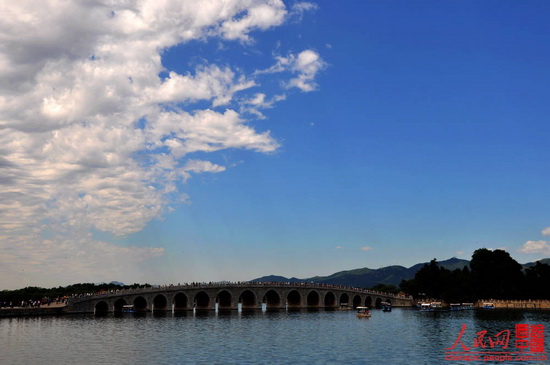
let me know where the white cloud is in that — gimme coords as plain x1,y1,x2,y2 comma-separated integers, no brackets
256,49,326,92
289,2,318,22
360,246,374,251
542,227,550,236
240,93,287,118
518,240,550,255
152,109,280,157
154,66,256,107
292,2,319,13
184,159,226,173
0,230,165,287
288,50,326,91
0,0,319,287
217,0,287,42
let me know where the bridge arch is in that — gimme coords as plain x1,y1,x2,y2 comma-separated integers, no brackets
95,301,109,314
194,291,210,310
263,289,281,309
306,290,320,308
287,290,301,309
239,290,257,310
352,295,362,308
375,297,382,308
216,290,232,310
173,292,189,311
324,292,336,307
114,298,128,312
365,296,372,307
134,296,148,312
153,294,169,311
339,293,350,307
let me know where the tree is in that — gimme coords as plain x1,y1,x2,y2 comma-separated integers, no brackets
400,259,452,300
370,283,399,294
470,248,524,299
524,261,550,299
440,266,474,303
400,249,528,302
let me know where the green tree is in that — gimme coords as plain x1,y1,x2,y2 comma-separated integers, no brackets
524,261,550,299
400,259,454,300
369,283,399,294
470,248,524,299
440,266,474,303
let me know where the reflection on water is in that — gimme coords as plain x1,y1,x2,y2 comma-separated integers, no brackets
0,308,548,365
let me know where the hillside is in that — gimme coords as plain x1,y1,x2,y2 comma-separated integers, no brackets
522,258,550,268
252,257,471,288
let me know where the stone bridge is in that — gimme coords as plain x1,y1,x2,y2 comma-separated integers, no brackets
67,282,413,314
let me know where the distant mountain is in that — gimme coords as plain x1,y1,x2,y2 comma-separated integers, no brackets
95,281,126,286
250,257,471,289
251,275,304,283
522,258,550,269
251,257,550,289
407,257,470,274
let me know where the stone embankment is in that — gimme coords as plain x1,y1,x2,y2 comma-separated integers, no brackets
477,299,550,309
0,303,66,317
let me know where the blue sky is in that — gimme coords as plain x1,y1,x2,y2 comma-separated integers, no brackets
1,1,549,289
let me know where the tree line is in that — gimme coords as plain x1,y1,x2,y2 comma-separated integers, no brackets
399,248,550,303
0,282,152,305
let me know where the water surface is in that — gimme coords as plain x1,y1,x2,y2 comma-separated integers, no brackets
1,308,549,364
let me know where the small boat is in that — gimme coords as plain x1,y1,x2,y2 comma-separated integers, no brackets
381,302,392,312
356,306,371,318
338,303,352,310
419,303,432,311
461,303,474,310
419,302,446,312
482,302,495,309
121,304,136,313
450,303,462,311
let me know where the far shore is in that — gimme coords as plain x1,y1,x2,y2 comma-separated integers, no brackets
0,302,67,317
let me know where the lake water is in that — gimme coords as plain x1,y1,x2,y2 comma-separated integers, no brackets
1,308,549,364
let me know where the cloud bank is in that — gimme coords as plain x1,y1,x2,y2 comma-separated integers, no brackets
518,240,550,255
0,0,322,287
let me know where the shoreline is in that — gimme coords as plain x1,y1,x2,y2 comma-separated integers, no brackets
0,303,67,318
3,302,550,318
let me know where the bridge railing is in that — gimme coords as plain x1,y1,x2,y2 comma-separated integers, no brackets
68,281,413,304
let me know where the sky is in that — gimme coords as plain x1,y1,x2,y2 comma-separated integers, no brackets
1,0,549,289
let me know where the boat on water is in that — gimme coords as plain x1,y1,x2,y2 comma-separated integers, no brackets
338,303,352,311
121,305,136,313
381,302,392,312
450,303,462,311
419,302,446,312
461,303,474,310
356,306,371,318
419,303,431,311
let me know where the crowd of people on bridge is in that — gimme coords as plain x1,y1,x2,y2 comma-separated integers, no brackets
1,281,410,309
0,296,67,309
73,281,409,300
